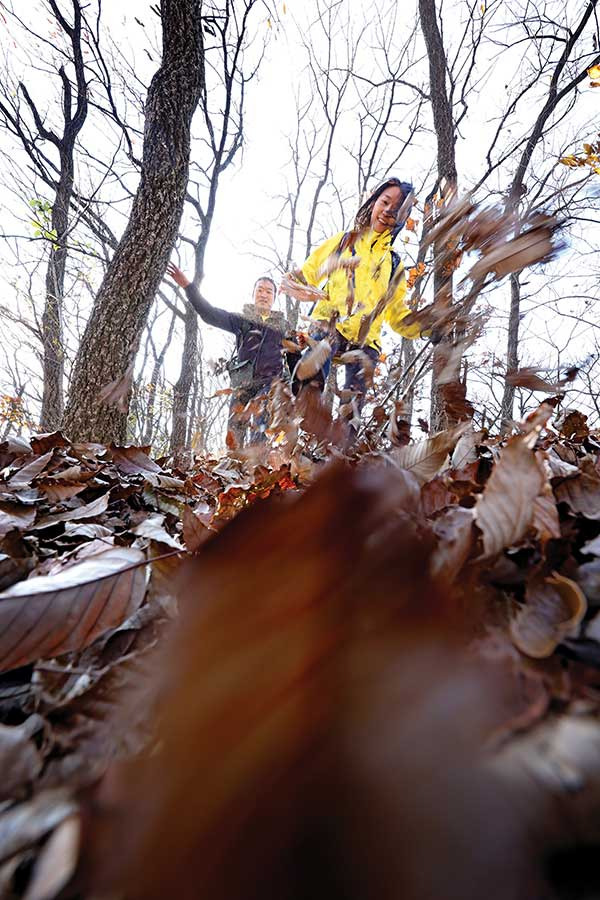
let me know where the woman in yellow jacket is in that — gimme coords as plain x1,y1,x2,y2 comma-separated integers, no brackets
290,177,420,410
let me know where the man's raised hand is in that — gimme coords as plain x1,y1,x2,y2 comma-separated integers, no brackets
167,262,191,289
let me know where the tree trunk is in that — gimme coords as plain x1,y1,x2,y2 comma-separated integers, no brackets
144,308,177,446
170,306,198,455
401,338,417,423
63,0,203,444
39,2,89,430
41,163,71,431
418,0,458,433
500,272,521,424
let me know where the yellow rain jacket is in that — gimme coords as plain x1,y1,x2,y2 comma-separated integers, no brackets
301,228,420,349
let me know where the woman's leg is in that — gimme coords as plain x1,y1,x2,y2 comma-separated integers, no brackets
343,344,379,414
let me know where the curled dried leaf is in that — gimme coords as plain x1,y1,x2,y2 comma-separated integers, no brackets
510,573,587,658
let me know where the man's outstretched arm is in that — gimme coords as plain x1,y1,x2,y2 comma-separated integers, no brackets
167,263,241,335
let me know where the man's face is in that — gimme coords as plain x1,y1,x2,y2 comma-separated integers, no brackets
253,279,275,314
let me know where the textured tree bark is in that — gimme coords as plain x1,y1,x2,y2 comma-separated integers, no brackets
418,0,458,432
500,272,521,424
170,305,198,454
34,2,88,430
41,155,72,432
63,0,203,444
143,309,177,446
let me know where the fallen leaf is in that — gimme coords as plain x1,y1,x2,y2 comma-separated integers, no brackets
555,409,589,441
36,467,95,502
0,716,44,801
182,505,211,552
391,423,470,485
510,573,587,658
110,445,162,476
531,489,561,544
475,434,545,557
23,814,81,900
0,546,147,672
29,432,69,454
582,535,600,556
0,789,77,867
0,502,36,538
555,457,600,520
430,507,475,582
7,450,55,488
133,514,183,550
33,492,110,529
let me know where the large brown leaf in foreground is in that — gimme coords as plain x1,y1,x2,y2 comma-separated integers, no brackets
0,547,147,672
80,464,535,900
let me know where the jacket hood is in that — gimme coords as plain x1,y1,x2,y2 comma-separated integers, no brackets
242,304,287,330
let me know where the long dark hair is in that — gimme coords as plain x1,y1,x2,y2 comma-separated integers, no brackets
354,177,414,238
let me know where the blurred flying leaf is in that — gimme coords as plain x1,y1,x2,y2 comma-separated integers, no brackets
97,362,135,414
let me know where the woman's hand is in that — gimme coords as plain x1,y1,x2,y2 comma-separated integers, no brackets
279,272,326,304
167,262,191,289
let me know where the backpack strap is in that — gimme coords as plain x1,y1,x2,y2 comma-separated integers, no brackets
389,249,401,283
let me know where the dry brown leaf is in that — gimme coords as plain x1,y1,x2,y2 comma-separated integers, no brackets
23,814,80,900
182,505,211,553
133,513,183,550
0,546,147,672
110,445,162,476
97,361,135,414
531,491,561,544
391,423,470,486
295,340,331,381
505,368,565,393
451,428,484,469
6,450,55,488
554,457,600,520
0,717,44,801
474,434,545,557
33,492,110,530
36,467,95,502
510,573,587,658
469,216,556,281
555,408,589,440
0,502,36,538
0,789,77,867
30,432,69,454
279,273,326,304
582,535,600,557
430,507,475,582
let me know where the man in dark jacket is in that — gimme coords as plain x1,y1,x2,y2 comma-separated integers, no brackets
167,263,288,447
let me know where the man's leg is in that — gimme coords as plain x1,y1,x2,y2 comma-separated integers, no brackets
248,381,271,445
227,387,252,448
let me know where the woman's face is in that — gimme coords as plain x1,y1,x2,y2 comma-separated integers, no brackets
370,185,404,233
